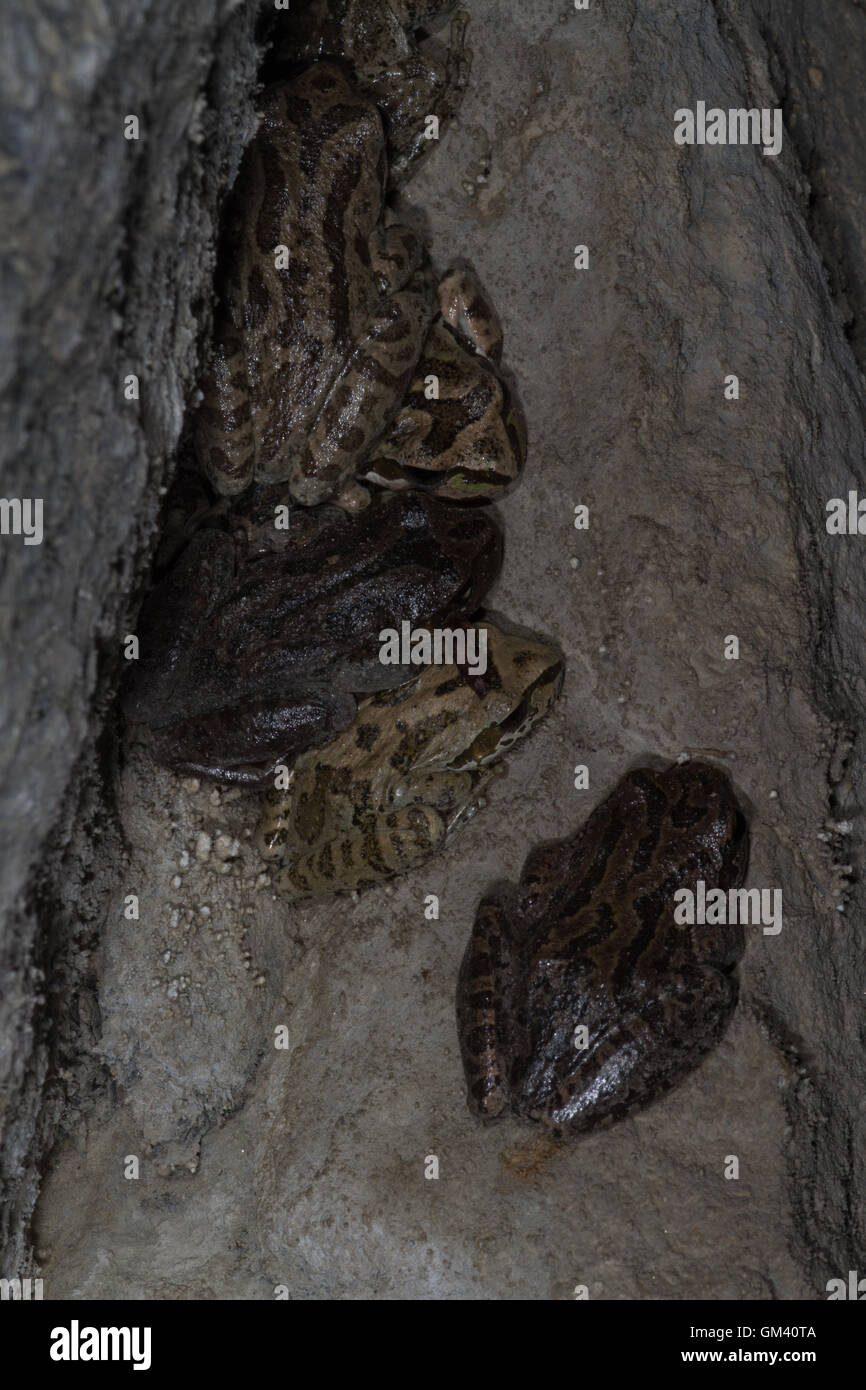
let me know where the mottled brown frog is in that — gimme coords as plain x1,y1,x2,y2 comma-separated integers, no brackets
457,761,750,1137
195,61,524,509
195,63,432,507
272,1,471,185
364,266,526,501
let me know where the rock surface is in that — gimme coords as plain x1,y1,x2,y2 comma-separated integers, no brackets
4,0,866,1297
0,0,261,1270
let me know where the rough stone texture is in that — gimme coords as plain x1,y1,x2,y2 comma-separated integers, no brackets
0,0,261,1269
758,0,866,369
5,0,866,1298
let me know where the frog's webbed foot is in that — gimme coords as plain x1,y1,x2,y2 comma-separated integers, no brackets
456,892,516,1119
277,803,446,900
437,264,503,363
537,965,740,1138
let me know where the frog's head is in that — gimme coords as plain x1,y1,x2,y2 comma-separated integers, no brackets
450,623,563,770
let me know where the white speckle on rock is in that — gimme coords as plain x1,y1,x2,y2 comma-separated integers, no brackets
195,832,212,861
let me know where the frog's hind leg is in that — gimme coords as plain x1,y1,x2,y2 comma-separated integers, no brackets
540,963,740,1138
456,892,517,1120
257,780,296,860
277,803,446,900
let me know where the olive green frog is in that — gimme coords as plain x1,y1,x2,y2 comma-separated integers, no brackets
258,622,562,898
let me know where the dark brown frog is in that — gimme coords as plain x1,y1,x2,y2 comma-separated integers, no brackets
122,481,502,784
457,761,750,1137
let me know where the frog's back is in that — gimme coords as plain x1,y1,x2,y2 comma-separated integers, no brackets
196,64,386,491
518,761,749,983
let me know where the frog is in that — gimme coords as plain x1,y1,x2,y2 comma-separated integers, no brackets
195,62,524,509
257,621,563,898
456,760,750,1137
195,62,434,506
269,1,472,185
363,265,526,501
122,485,503,785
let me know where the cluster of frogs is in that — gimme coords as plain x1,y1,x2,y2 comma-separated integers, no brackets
124,2,751,1138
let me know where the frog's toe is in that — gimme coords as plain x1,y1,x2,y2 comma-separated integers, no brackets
335,480,372,512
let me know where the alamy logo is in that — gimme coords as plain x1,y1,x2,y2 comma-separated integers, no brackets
0,1276,43,1300
826,1270,866,1300
0,497,43,545
379,622,488,676
673,881,782,935
826,491,866,534
49,1320,152,1371
674,102,782,157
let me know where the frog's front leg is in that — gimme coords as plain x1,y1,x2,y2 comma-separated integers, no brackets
456,892,516,1118
277,803,447,899
537,964,740,1137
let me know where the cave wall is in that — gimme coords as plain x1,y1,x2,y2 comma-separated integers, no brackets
0,0,260,1270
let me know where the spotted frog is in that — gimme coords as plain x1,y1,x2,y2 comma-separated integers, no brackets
195,62,524,508
365,267,526,501
122,485,502,784
272,1,472,185
257,622,563,898
457,761,750,1137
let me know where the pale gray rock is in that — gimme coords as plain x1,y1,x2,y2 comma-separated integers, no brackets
0,0,260,1269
